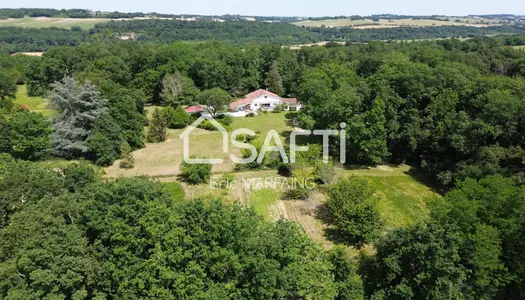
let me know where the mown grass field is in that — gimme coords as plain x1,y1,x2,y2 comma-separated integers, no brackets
513,45,525,50
105,111,295,178
13,85,55,117
0,17,110,29
292,17,500,28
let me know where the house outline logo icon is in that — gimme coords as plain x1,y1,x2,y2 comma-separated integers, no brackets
179,115,228,164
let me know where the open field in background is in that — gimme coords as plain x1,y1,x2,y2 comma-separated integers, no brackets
13,85,55,117
513,45,525,50
0,17,110,29
292,17,502,28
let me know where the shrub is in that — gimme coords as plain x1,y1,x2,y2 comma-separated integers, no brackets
197,120,219,131
219,114,234,126
246,112,256,117
163,106,191,129
315,160,337,184
323,177,382,247
180,159,212,184
119,142,135,169
273,104,286,113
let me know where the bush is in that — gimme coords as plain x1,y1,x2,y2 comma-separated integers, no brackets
315,161,337,184
180,159,212,184
163,106,191,129
119,142,135,169
273,104,287,113
246,112,256,117
218,114,233,126
322,177,382,247
197,119,219,131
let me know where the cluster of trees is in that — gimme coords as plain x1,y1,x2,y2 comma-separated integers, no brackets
0,155,362,299
0,8,92,19
361,174,525,298
295,37,525,185
91,19,320,46
310,24,525,42
3,19,525,54
0,27,88,53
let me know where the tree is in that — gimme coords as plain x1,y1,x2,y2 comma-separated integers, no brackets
352,97,389,165
180,159,212,184
361,221,466,299
0,110,51,160
195,88,231,117
160,72,199,107
49,77,108,159
163,105,191,129
265,61,284,96
147,108,167,143
322,177,382,246
0,154,65,228
328,246,364,300
0,70,16,102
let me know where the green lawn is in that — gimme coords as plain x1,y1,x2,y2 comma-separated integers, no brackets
512,45,525,51
0,17,109,29
162,182,185,202
248,188,280,219
339,165,439,229
13,85,55,117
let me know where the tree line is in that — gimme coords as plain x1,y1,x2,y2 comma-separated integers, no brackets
2,20,525,54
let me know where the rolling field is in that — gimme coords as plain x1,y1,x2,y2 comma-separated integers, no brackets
0,17,110,29
292,17,500,28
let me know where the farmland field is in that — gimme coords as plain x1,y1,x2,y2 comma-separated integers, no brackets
292,17,501,28
0,17,110,29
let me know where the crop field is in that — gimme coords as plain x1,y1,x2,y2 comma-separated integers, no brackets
0,17,110,29
292,17,501,28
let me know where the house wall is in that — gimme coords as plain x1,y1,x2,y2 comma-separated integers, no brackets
250,94,282,110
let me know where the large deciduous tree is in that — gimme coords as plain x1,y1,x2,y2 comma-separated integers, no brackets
322,177,382,247
195,88,232,117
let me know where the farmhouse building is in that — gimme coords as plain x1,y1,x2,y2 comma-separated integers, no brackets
230,89,301,112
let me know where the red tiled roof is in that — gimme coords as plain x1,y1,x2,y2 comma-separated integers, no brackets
283,98,299,105
185,105,203,113
230,98,252,111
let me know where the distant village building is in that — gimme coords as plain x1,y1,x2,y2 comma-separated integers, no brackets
119,33,136,40
230,89,301,112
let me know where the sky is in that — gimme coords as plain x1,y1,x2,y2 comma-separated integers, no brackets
2,0,524,17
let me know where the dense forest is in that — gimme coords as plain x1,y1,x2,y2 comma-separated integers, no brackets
1,19,525,53
2,27,525,298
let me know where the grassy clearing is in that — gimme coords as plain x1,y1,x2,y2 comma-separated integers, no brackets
13,85,55,117
512,45,525,50
0,17,109,29
292,18,500,28
105,112,293,178
248,188,279,219
162,182,185,202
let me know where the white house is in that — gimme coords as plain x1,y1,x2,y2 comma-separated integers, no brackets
230,89,302,112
